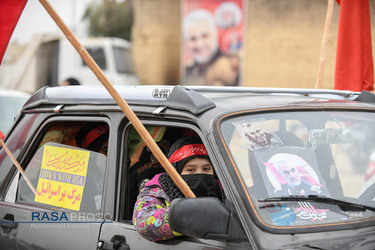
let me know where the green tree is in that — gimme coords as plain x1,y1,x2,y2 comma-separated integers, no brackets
83,0,133,41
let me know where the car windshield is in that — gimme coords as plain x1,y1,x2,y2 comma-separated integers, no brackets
113,46,135,74
0,95,29,134
219,110,375,229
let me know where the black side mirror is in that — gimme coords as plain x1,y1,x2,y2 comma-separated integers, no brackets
169,197,246,241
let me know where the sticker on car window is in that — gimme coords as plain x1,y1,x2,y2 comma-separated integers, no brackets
266,203,297,226
254,147,330,198
34,145,90,211
295,202,329,221
233,120,283,151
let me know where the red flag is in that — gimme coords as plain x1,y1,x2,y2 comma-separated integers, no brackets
0,0,28,64
335,0,374,91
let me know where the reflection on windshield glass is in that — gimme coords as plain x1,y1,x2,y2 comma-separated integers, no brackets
220,111,375,228
0,96,29,133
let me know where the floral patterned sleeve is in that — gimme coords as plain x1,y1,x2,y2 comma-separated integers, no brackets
132,185,182,242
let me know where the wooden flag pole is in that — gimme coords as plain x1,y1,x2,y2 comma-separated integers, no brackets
0,138,36,195
38,0,195,198
315,0,334,89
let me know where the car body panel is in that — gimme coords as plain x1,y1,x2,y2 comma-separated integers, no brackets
0,85,374,250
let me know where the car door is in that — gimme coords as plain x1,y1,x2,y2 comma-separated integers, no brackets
0,119,110,250
98,122,249,250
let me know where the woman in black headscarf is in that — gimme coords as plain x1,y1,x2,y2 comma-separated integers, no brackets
132,137,224,242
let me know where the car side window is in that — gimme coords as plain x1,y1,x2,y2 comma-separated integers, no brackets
14,121,109,213
124,125,203,220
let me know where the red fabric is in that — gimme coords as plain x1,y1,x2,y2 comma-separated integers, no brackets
0,0,27,64
168,144,208,164
82,125,109,149
335,0,374,91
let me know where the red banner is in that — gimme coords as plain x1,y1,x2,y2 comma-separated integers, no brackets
0,0,27,64
335,0,374,91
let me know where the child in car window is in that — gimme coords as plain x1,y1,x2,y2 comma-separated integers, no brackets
132,137,225,242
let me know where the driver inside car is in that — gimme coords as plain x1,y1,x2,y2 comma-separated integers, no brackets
132,137,225,241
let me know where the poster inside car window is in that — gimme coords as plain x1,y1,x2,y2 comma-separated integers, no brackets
181,0,246,86
254,147,330,197
233,119,283,151
29,143,106,212
34,145,90,211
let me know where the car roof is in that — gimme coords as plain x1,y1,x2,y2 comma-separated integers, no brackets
23,85,375,115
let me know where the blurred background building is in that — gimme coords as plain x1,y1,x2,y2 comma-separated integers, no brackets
3,0,375,91
131,0,363,89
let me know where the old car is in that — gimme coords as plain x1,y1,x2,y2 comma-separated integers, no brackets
0,85,374,249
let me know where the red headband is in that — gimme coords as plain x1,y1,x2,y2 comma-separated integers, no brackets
82,125,109,149
168,143,208,164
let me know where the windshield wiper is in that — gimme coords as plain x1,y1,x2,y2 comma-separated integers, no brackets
258,195,375,212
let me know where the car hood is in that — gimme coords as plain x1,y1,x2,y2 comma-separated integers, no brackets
280,231,375,250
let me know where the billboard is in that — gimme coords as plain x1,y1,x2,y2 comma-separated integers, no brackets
181,0,246,86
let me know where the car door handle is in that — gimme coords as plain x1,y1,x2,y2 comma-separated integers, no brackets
98,235,130,250
0,217,18,229
97,240,130,250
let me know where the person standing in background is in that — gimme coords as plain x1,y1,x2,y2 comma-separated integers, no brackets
62,77,80,86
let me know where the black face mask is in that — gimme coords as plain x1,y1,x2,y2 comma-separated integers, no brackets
181,174,217,197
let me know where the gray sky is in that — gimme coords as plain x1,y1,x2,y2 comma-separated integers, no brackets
11,0,96,44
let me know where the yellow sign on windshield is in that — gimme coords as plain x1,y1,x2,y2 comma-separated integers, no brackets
34,145,90,211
